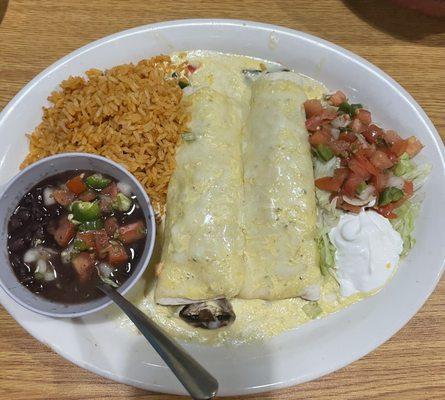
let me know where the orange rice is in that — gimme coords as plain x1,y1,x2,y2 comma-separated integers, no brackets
21,55,189,215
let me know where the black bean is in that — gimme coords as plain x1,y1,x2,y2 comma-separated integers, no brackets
9,237,26,252
9,215,23,232
16,207,31,221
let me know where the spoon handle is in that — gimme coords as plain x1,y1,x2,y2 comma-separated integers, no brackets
97,284,218,400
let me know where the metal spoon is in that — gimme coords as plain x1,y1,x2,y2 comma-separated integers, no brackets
97,283,218,400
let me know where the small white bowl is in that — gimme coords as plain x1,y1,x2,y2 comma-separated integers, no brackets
0,153,156,318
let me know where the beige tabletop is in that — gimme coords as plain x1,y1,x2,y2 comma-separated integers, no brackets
0,0,444,399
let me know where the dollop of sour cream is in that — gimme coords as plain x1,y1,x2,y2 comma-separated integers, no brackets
329,210,403,297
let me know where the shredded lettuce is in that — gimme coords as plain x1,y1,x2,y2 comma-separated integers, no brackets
399,162,431,191
317,228,336,276
392,200,420,257
392,153,414,176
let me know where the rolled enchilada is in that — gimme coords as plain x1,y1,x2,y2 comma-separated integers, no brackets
155,86,246,304
239,72,321,300
156,61,321,306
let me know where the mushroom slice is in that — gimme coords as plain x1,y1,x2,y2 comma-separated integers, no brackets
179,299,236,329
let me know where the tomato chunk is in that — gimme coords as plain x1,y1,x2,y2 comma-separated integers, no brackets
391,139,408,157
304,99,323,118
371,172,389,193
357,109,372,125
108,243,128,267
118,221,146,244
362,124,384,144
384,130,402,145
342,173,364,197
329,90,347,106
104,217,119,237
72,252,96,284
76,231,96,249
78,189,97,202
66,175,87,194
53,189,76,207
315,177,341,192
329,140,350,156
404,180,414,197
309,129,331,146
375,204,398,219
370,150,393,170
351,118,363,133
101,182,118,199
348,158,371,180
54,216,76,247
405,136,423,158
94,229,111,259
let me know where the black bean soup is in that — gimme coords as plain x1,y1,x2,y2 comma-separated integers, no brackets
7,170,147,303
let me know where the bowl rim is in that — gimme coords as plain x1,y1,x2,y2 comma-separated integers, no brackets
0,18,443,396
0,152,157,318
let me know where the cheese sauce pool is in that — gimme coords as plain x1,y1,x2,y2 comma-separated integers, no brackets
120,51,398,344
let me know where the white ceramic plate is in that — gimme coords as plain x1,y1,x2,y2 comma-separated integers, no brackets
0,19,444,397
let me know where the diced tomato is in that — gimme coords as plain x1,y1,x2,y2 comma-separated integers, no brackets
53,189,76,207
304,99,323,118
362,124,384,144
382,147,399,164
357,109,372,125
351,118,363,133
305,110,337,132
329,90,347,106
405,136,423,158
71,252,96,284
342,173,364,197
108,243,128,267
371,172,389,193
391,139,409,157
101,182,118,198
187,64,197,74
315,177,342,192
348,158,371,180
94,229,111,259
384,130,402,145
118,221,146,244
338,131,357,143
334,167,350,185
66,175,87,194
104,217,119,237
329,140,350,156
76,231,96,249
404,180,414,197
375,204,398,219
309,129,331,146
370,150,393,170
54,216,76,247
78,189,97,202
356,152,380,176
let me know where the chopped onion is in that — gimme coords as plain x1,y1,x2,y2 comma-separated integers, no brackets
43,187,56,206
36,259,48,274
387,174,405,190
355,133,369,147
331,114,350,129
331,128,340,140
24,248,40,264
343,194,376,207
61,243,74,264
44,270,56,281
97,262,113,278
117,181,132,196
358,185,376,201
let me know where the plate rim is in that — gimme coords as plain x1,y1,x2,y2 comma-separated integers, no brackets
0,18,444,396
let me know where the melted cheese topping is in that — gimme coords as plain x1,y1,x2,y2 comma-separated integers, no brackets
120,52,375,344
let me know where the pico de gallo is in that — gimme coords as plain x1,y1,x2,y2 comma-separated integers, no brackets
304,90,424,219
7,170,147,303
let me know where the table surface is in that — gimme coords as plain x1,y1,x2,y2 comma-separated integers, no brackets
0,0,444,399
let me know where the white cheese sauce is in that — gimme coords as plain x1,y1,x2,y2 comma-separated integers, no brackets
329,210,403,297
